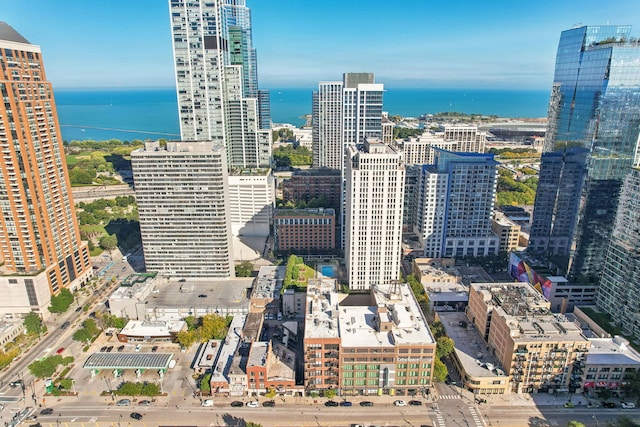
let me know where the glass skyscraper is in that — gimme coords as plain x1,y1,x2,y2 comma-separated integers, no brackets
529,25,640,283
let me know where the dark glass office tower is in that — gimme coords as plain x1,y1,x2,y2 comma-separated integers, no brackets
529,25,640,283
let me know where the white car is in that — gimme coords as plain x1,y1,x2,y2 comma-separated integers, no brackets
201,399,214,407
393,400,407,407
246,401,259,408
621,402,636,409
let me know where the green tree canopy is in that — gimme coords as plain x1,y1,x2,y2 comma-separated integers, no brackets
567,421,585,427
436,336,455,359
432,358,448,383
430,321,446,340
176,329,199,348
23,312,44,336
235,261,253,277
200,373,212,393
324,389,337,399
28,355,63,379
48,288,75,313
99,234,118,251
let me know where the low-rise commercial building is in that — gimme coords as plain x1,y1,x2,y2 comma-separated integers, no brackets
117,320,187,343
582,336,640,394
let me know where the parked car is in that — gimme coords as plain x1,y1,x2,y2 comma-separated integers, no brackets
230,401,243,407
106,346,113,352
117,399,131,406
151,346,158,352
359,401,374,407
135,344,142,352
339,401,352,407
408,400,423,406
563,402,575,408
117,345,125,352
39,409,54,415
621,402,636,409
245,401,259,408
586,402,600,408
325,400,339,407
100,346,108,352
9,380,23,388
262,400,276,407
130,412,143,420
603,402,616,408
394,400,407,407
201,399,214,407
138,400,151,406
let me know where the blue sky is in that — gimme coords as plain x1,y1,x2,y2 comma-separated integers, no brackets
3,0,640,90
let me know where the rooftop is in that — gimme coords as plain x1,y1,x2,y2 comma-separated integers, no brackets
119,320,186,337
247,341,269,368
251,266,285,301
586,336,640,366
274,208,335,217
83,353,173,370
211,314,247,385
305,279,340,340
0,22,30,44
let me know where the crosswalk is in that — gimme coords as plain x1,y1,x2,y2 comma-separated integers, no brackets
438,394,461,400
468,406,484,427
433,405,446,427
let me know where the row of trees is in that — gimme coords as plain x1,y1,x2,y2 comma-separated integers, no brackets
115,381,160,398
273,145,312,167
497,168,538,206
28,355,74,379
176,314,233,348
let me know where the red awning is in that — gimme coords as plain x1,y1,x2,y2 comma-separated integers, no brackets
583,381,595,388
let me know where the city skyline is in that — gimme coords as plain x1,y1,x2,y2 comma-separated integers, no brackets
2,0,640,90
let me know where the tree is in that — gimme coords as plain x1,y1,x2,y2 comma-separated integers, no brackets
436,336,455,359
24,312,44,337
176,329,198,348
28,355,63,379
118,382,143,397
245,423,263,427
199,373,212,394
430,321,446,340
235,261,253,277
623,370,640,403
99,234,118,251
599,387,612,401
432,358,448,383
141,382,160,397
264,388,276,398
324,389,337,399
200,314,231,341
48,288,75,313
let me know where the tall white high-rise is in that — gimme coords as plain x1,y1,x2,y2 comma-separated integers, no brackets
312,73,384,171
345,138,404,291
169,0,270,168
131,141,234,278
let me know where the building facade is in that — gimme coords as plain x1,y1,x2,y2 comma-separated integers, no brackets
131,141,234,278
227,169,274,237
169,0,270,168
596,168,640,340
467,283,590,393
282,168,341,210
415,150,500,258
312,73,384,170
0,23,93,319
273,208,336,253
529,25,640,283
491,212,521,253
345,139,404,290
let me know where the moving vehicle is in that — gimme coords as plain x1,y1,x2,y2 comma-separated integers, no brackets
394,400,407,407
130,412,143,420
117,399,131,406
56,348,65,354
60,322,70,330
40,409,54,415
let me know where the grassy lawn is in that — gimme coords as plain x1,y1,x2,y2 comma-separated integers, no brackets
580,307,624,336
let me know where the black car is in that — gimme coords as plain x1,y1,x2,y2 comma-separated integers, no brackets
100,346,108,352
9,380,23,388
151,346,158,352
106,346,114,352
230,401,244,407
262,400,276,407
89,312,97,318
198,294,207,298
408,400,422,406
360,401,374,407
117,345,125,352
75,307,82,313
60,322,70,330
325,400,339,407
39,408,54,415
130,412,143,420
603,402,616,408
